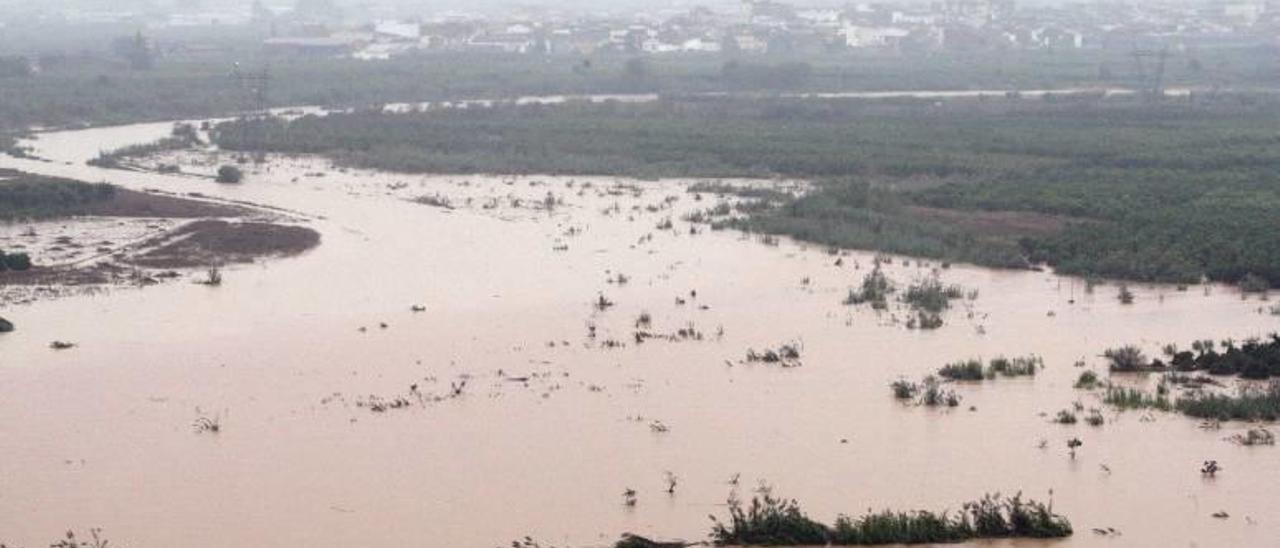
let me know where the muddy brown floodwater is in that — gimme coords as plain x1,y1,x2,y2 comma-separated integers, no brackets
1,119,1278,548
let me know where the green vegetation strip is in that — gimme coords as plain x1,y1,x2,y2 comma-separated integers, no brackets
214,96,1280,287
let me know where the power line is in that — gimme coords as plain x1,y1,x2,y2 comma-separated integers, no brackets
231,62,272,115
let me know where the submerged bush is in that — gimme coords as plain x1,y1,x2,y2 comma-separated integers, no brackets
216,165,244,184
939,359,985,381
890,379,919,400
1074,370,1100,389
909,311,944,330
844,267,892,310
938,356,1041,381
710,490,1071,545
1104,345,1149,372
988,356,1041,377
919,376,962,407
903,278,964,314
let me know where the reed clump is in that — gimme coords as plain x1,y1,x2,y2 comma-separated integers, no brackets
1074,370,1100,389
1100,378,1280,422
938,356,1042,381
709,489,1072,545
1102,384,1173,412
1176,381,1280,421
844,267,892,310
902,278,965,315
1104,345,1150,372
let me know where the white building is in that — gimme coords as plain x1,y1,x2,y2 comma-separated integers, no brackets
467,34,540,54
797,9,841,27
374,21,421,41
681,37,722,53
1221,0,1266,25
892,11,940,26
842,25,911,48
354,42,417,60
734,34,769,53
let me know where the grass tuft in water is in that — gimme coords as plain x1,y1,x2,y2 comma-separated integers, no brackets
1102,384,1173,411
1176,381,1280,421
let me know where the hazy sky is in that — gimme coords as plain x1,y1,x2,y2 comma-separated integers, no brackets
0,0,1228,18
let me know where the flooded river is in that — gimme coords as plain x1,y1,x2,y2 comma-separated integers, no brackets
0,119,1277,547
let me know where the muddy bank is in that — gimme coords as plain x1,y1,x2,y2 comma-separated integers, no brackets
128,220,320,268
78,187,247,218
1,175,317,304
0,219,320,303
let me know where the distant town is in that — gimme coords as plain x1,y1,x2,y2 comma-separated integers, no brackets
6,0,1279,61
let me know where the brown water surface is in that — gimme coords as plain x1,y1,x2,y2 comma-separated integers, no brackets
0,121,1277,548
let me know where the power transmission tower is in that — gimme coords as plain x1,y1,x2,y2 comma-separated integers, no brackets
1130,47,1170,100
230,63,273,161
231,62,272,115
